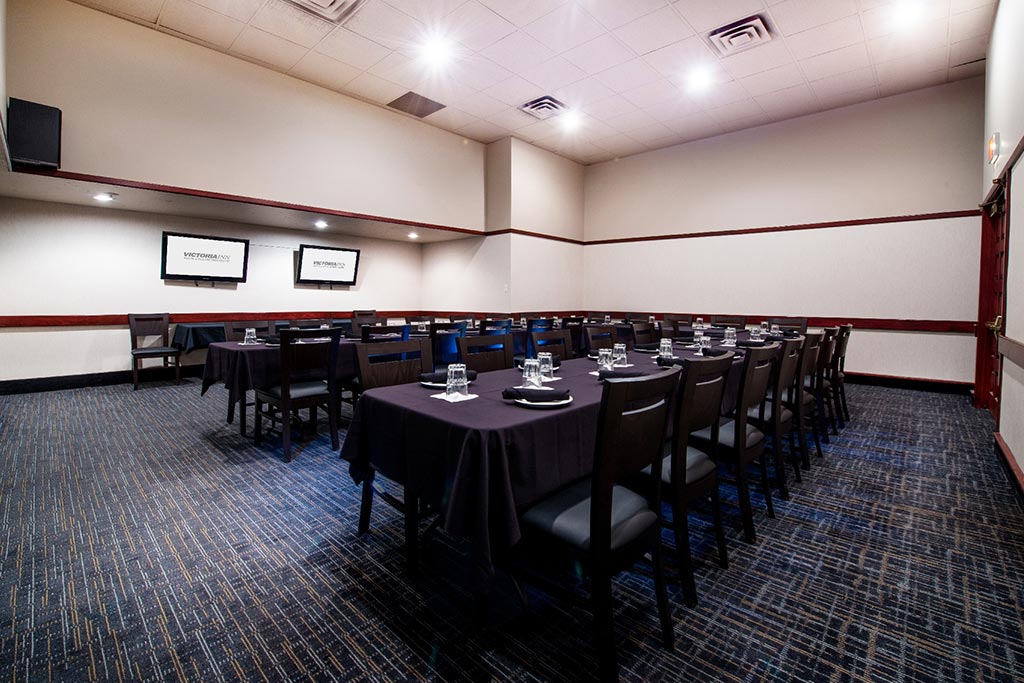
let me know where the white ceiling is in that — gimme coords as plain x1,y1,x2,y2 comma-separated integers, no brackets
70,0,995,164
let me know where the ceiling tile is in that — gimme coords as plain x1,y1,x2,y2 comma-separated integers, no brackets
230,26,307,70
448,54,514,91
593,59,662,94
424,106,479,132
584,95,640,120
521,56,587,91
580,0,667,30
768,0,857,36
950,0,996,13
798,42,871,81
368,51,426,89
523,3,607,52
718,113,772,133
412,78,479,106
159,0,244,49
664,112,724,139
739,63,806,96
289,51,362,92
483,76,545,106
646,95,705,122
785,15,864,60
860,2,949,40
950,3,997,42
562,34,637,75
694,79,752,107
948,60,985,80
344,72,409,105
815,84,880,110
345,0,425,51
478,31,555,73
476,0,568,28
614,6,694,55
513,118,563,141
877,69,947,96
643,35,716,77
483,107,539,130
755,83,819,116
867,19,949,63
705,97,765,122
76,0,164,22
444,1,517,52
455,119,512,142
949,33,988,66
620,78,683,109
250,0,333,49
553,77,617,108
381,0,468,23
808,65,876,99
316,28,391,71
720,40,794,80
451,91,508,118
627,121,676,142
186,0,263,23
592,132,645,155
875,46,950,81
671,0,767,33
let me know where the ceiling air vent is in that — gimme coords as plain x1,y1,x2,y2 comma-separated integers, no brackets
519,95,567,120
387,91,446,118
282,0,368,23
708,15,772,57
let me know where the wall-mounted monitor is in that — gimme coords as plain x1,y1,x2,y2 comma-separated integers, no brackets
161,232,250,283
296,244,360,286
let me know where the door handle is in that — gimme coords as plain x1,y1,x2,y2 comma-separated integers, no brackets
985,314,1003,334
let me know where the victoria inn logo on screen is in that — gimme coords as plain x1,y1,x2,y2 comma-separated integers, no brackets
313,259,349,270
183,251,232,263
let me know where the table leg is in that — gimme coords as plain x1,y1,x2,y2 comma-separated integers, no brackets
405,490,419,572
239,392,248,437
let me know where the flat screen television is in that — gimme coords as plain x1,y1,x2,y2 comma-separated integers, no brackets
295,244,360,286
161,232,249,283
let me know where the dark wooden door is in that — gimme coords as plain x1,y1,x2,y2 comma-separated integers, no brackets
974,184,1009,422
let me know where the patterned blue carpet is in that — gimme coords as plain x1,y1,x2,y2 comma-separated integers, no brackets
0,381,1021,682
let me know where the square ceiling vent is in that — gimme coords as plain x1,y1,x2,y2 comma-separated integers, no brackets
519,95,567,120
282,0,368,23
708,15,772,56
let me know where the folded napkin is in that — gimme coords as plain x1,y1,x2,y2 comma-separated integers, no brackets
701,347,731,357
737,339,767,348
419,370,478,383
264,335,281,345
701,328,726,338
656,357,686,367
514,355,561,369
633,342,659,351
765,334,785,342
502,387,571,402
598,369,646,380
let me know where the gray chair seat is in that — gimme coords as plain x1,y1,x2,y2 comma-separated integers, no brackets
747,403,794,424
770,388,814,407
131,346,179,357
264,381,328,400
657,445,716,485
804,376,831,390
691,419,764,451
522,479,657,551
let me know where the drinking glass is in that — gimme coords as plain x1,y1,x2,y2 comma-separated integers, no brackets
725,327,736,345
522,358,542,388
761,321,770,335
648,315,656,324
418,322,427,332
700,335,713,354
604,314,611,324
538,352,554,381
659,338,673,358
770,324,781,335
446,363,468,397
749,325,760,340
694,329,704,345
695,317,704,329
598,348,614,371
320,323,330,329
520,317,527,328
613,343,627,366
243,328,256,345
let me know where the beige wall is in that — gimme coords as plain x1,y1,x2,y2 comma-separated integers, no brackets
6,0,485,230
509,233,582,313
0,0,8,144
485,138,512,231
0,197,423,380
584,78,983,242
510,138,584,241
420,234,511,314
984,0,1024,191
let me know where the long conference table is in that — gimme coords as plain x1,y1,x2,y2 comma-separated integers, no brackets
339,344,750,591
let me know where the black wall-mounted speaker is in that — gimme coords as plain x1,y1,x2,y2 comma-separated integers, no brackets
7,98,62,170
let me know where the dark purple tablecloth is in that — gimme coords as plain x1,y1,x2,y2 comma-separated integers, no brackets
201,340,359,407
340,347,744,588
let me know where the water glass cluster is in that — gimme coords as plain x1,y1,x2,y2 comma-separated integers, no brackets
612,343,627,366
537,352,555,381
446,363,469,397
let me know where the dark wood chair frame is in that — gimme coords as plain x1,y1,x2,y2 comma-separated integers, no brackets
710,315,747,328
361,324,411,343
769,317,809,333
631,322,658,347
128,313,181,390
530,329,573,361
585,325,616,353
457,334,514,373
288,318,332,329
749,337,803,500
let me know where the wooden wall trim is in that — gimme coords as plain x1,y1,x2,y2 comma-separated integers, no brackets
843,371,972,386
0,312,976,333
585,209,981,246
999,334,1024,368
995,433,1024,497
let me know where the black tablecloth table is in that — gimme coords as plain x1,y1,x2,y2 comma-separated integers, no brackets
172,322,226,353
341,351,693,590
202,340,360,435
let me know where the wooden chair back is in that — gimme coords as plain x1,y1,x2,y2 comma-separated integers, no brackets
458,334,514,372
356,338,433,390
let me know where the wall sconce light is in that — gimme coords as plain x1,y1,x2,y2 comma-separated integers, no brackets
988,133,1000,165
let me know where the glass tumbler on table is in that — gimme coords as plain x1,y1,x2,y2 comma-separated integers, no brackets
700,335,713,355
613,343,627,366
694,330,704,346
538,352,555,381
659,338,673,358
725,327,736,345
447,363,469,397
604,314,611,324
243,328,256,345
522,358,542,388
770,324,781,335
761,321,770,335
695,317,704,329
598,348,614,372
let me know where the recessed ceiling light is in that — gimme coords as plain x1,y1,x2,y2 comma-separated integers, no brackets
408,232,419,240
314,219,328,229
890,0,926,27
419,34,454,69
93,192,117,202
686,64,715,93
560,109,582,132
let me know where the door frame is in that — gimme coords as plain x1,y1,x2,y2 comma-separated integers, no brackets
974,191,1007,420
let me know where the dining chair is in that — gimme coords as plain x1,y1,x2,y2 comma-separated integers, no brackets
710,315,746,328
451,314,476,328
354,338,434,553
517,368,681,681
361,324,410,343
585,325,616,353
785,332,823,469
353,309,377,318
560,316,585,356
656,353,734,606
815,329,840,437
624,312,652,323
457,334,513,372
769,317,808,333
352,315,387,340
288,318,332,329
430,321,468,368
586,312,611,323
832,325,853,424
128,313,181,390
524,318,553,358
689,343,778,543
406,315,434,327
253,327,342,462
529,329,572,361
664,313,693,326
224,320,271,342
480,318,512,335
631,322,658,347
747,337,803,500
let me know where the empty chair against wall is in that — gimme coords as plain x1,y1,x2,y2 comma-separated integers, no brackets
353,309,377,318
711,315,746,328
225,320,272,341
458,334,513,373
288,318,332,329
770,317,808,333
586,325,616,354
631,322,658,348
128,313,181,390
530,329,573,362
